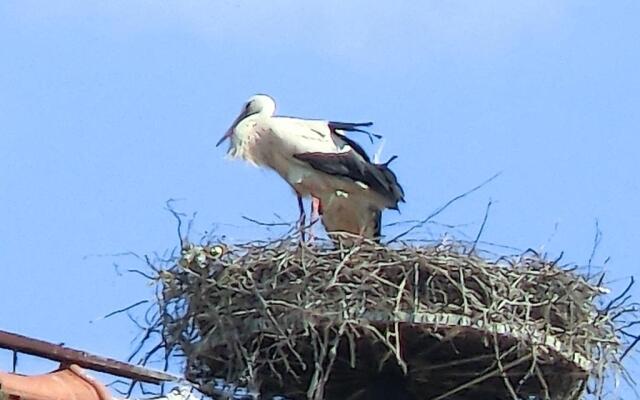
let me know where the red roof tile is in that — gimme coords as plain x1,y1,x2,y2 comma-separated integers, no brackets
0,364,112,400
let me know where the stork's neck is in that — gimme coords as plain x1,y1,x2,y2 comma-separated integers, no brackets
256,102,276,118
227,110,270,163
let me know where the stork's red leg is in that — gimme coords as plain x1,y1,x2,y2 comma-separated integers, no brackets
309,196,321,241
311,196,322,218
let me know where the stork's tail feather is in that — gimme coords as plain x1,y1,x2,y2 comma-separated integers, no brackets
375,161,405,208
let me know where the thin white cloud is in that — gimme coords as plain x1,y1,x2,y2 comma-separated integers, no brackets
5,0,569,62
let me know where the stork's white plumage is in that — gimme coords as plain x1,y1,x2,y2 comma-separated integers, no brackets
216,94,404,241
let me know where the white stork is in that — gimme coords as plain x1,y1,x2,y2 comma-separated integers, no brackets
216,94,404,241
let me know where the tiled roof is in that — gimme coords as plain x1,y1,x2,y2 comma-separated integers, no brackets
0,331,175,385
0,364,112,400
0,329,185,400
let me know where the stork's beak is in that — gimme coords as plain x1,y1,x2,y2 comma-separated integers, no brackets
216,110,248,147
216,126,234,147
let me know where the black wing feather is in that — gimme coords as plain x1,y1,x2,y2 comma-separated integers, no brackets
336,134,371,162
328,120,381,143
293,151,404,207
328,121,373,132
377,161,406,207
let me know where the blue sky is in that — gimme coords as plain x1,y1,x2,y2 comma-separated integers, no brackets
1,0,639,397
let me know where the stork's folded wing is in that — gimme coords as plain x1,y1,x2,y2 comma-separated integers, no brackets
293,151,404,208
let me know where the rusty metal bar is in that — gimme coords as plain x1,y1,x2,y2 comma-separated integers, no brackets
0,329,177,384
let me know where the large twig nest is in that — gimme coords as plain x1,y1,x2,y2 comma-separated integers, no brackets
149,236,628,400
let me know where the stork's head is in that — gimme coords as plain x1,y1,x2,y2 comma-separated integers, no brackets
216,94,276,147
